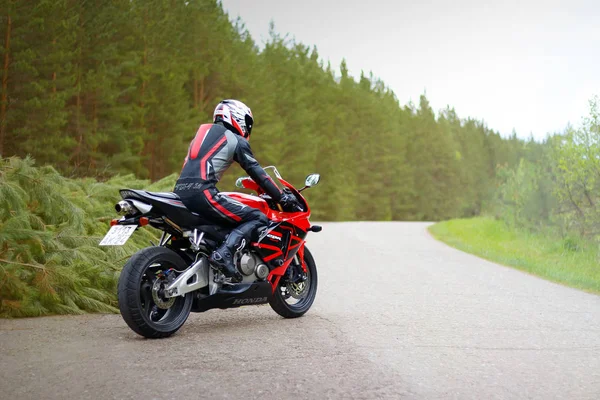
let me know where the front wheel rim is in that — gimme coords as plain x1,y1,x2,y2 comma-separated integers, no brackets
279,257,313,308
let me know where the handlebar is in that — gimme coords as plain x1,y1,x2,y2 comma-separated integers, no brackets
238,175,306,212
259,193,304,213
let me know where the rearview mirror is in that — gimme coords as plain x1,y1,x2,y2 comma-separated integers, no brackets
305,173,320,187
235,177,246,188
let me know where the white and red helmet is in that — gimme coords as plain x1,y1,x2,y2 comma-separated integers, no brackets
213,99,254,139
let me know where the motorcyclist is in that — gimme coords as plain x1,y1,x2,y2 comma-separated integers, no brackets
174,99,298,282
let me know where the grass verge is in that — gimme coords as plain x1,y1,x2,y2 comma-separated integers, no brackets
428,217,600,295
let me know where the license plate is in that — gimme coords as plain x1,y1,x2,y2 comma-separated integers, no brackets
99,225,137,246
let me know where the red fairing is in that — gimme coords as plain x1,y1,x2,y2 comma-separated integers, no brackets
270,176,311,231
239,177,261,192
223,174,313,292
223,176,311,230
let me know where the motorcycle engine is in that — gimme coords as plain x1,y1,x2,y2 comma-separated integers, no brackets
238,252,270,280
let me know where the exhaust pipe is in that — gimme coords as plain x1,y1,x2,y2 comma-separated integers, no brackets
115,200,134,215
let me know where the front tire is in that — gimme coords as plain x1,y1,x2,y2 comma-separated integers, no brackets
118,246,193,338
269,246,318,318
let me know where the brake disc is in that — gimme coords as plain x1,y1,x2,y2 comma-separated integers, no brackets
288,279,308,299
152,278,176,309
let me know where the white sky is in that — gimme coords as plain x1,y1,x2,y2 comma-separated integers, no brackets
220,0,600,140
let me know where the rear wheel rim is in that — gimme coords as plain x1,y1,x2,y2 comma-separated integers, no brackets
138,262,189,328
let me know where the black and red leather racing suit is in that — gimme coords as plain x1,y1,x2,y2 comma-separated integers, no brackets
174,122,282,241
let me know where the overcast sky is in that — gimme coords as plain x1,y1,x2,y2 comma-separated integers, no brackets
220,0,600,140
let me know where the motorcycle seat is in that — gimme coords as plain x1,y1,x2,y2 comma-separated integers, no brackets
145,191,180,200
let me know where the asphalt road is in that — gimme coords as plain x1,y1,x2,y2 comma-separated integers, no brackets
2,222,599,400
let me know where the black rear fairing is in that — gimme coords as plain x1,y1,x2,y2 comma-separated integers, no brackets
116,189,232,257
119,189,210,228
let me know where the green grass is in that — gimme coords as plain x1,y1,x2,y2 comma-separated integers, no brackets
428,217,600,295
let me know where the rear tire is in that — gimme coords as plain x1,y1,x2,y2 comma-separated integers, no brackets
118,246,193,338
269,246,318,318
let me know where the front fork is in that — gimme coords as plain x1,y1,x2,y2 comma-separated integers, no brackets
268,243,308,292
296,244,308,274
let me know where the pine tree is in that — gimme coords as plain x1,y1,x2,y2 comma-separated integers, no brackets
0,156,159,316
0,0,534,221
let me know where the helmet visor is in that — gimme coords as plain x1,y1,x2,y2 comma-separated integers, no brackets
244,114,254,137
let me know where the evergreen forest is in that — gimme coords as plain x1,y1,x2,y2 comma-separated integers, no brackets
1,0,532,221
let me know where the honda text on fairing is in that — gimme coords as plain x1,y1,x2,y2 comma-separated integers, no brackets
100,167,321,338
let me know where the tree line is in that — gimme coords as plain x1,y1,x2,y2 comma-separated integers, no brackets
494,97,600,243
1,0,530,221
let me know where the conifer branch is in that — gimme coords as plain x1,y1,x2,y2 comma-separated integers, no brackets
0,258,46,270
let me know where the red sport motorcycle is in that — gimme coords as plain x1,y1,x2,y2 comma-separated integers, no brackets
100,167,321,338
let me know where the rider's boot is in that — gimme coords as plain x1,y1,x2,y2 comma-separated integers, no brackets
210,229,246,283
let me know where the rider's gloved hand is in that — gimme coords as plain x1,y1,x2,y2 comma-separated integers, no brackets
279,193,303,212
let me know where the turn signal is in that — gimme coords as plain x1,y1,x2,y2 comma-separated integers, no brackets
110,219,119,226
139,217,149,226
